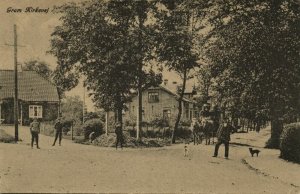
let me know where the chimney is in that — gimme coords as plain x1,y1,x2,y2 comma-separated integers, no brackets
163,79,168,85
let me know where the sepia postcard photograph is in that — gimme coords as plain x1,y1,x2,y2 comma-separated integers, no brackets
0,0,300,193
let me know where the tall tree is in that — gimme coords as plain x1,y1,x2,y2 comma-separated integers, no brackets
156,0,206,143
49,0,161,133
204,0,300,147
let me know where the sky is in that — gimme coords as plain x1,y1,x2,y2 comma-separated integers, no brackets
0,0,196,112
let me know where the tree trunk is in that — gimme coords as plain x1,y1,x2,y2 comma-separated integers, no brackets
115,94,123,127
269,107,283,148
172,70,187,144
136,14,144,141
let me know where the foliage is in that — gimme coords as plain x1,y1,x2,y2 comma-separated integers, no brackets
73,124,83,136
156,0,207,143
23,60,53,79
61,96,83,125
0,129,15,143
203,0,300,147
22,60,77,99
49,0,162,130
280,123,300,163
84,112,100,122
82,118,104,139
149,118,169,128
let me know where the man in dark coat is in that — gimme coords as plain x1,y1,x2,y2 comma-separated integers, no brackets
213,118,235,159
30,118,40,149
52,117,63,146
115,122,123,150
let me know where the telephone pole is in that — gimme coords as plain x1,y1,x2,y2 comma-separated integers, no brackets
4,25,25,142
13,24,19,141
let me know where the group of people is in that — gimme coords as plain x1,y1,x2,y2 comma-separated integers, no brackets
30,116,124,150
29,117,64,149
30,104,233,158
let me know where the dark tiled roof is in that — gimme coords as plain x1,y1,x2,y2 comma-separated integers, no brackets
0,70,59,102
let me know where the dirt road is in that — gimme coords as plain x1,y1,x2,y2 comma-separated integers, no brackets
0,126,299,193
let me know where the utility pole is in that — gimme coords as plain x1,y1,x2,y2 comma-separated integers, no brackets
13,24,19,142
4,25,25,142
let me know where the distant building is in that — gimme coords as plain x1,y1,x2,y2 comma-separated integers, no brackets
0,70,60,125
124,79,199,125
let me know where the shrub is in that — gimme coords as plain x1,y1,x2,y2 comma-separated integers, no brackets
60,118,75,134
74,124,83,136
176,126,192,139
41,121,55,136
265,137,280,149
150,118,169,128
0,129,15,143
279,123,300,163
180,120,192,127
83,119,104,139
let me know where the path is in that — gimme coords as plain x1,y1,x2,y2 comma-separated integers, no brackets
0,125,299,193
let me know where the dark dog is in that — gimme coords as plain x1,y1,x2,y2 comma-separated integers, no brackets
249,148,260,157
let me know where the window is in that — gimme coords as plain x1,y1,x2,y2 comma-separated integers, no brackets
142,109,145,119
148,92,159,103
163,109,171,120
29,105,43,118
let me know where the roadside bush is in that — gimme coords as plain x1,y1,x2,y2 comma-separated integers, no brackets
61,118,74,134
279,123,300,163
176,126,192,139
0,129,15,143
150,118,169,128
41,121,55,136
74,124,83,136
83,119,104,139
180,120,192,127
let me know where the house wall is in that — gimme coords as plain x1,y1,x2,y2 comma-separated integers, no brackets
22,102,59,125
0,99,59,125
124,88,194,125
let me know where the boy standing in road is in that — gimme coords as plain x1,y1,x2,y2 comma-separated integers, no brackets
52,117,63,146
30,118,40,149
213,118,235,159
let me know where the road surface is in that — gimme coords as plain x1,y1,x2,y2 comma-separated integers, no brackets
0,126,299,193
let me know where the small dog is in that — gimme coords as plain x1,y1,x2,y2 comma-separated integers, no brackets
184,144,189,157
249,147,260,157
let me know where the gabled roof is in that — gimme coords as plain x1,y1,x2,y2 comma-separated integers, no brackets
0,70,59,102
148,86,194,103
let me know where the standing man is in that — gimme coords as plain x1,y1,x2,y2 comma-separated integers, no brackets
30,118,40,149
52,117,63,146
213,118,235,159
115,122,123,150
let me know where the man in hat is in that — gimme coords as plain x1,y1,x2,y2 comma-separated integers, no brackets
115,122,123,150
30,118,40,149
52,116,63,146
213,118,235,159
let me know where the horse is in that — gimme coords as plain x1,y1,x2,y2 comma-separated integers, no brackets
200,118,218,145
190,118,203,145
